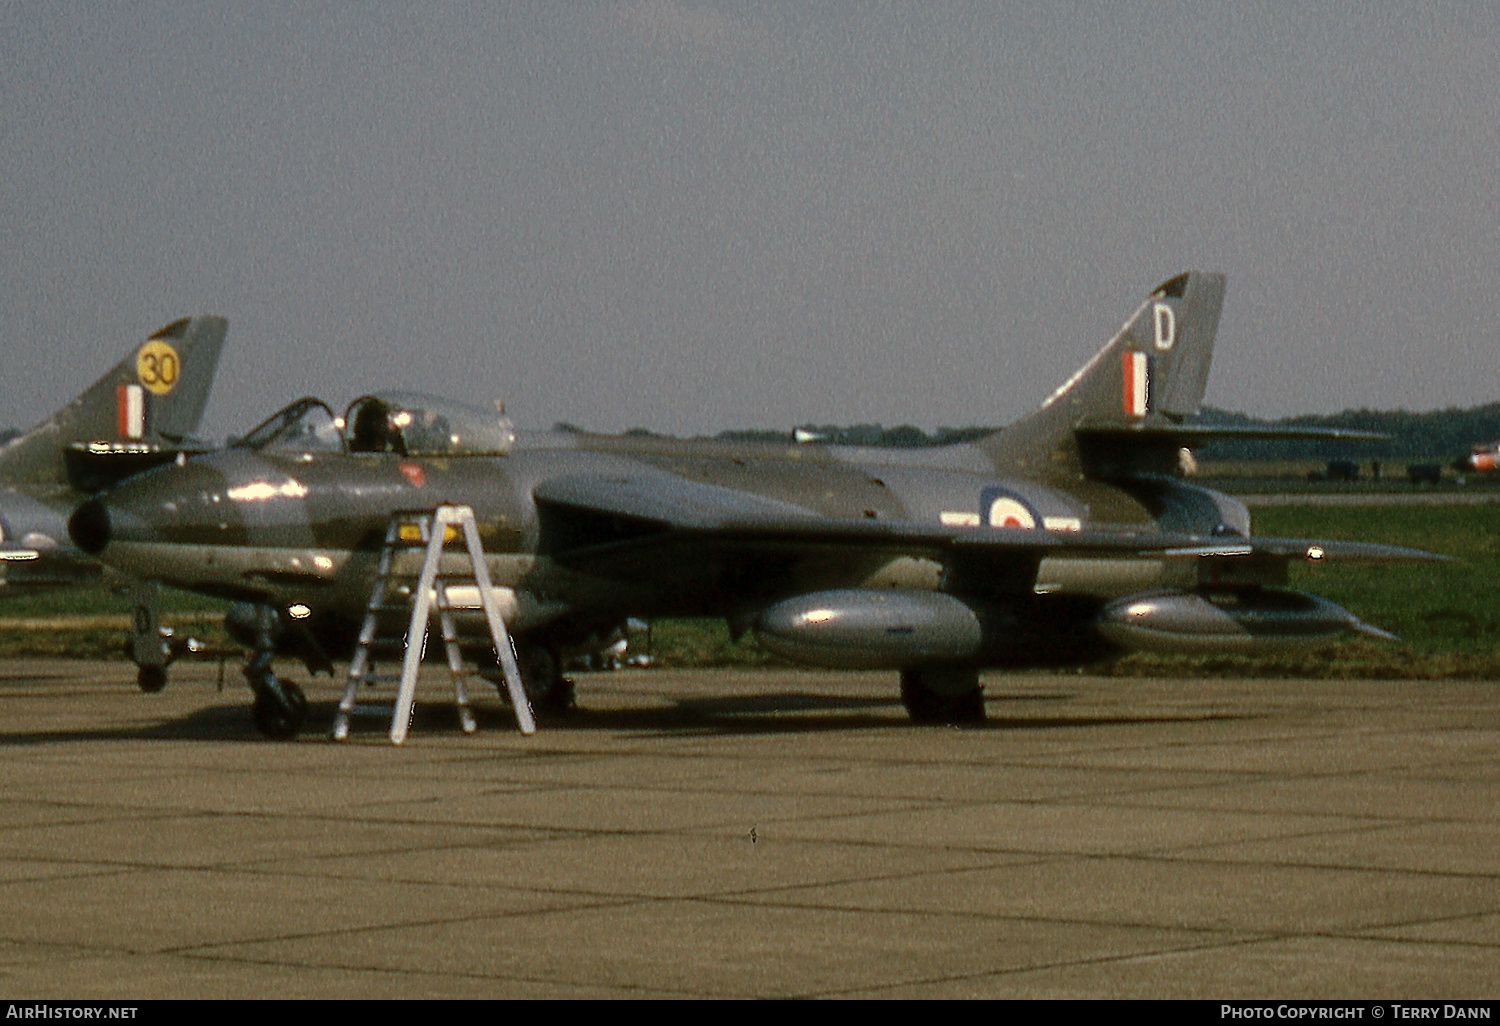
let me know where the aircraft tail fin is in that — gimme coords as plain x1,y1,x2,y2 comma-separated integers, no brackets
979,272,1226,479
0,316,228,487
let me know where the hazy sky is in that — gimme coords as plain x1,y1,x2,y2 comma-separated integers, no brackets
4,2,1497,439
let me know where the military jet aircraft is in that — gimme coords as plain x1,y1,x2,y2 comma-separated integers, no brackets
1,314,226,583
69,273,1440,737
1,315,227,686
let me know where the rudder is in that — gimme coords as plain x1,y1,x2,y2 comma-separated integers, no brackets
980,272,1226,478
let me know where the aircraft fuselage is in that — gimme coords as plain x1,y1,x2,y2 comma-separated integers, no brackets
75,432,1235,666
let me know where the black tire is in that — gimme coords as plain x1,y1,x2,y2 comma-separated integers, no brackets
900,668,985,725
951,685,986,724
251,680,308,739
136,665,168,694
516,644,575,714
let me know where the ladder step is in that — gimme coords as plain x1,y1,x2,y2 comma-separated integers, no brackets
370,598,479,614
350,675,403,687
347,702,398,717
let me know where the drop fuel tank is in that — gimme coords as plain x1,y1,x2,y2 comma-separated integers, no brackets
1096,588,1391,654
754,589,983,670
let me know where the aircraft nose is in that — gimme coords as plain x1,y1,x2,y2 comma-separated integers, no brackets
68,497,111,555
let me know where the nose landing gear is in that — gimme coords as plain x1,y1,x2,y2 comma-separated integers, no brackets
244,638,309,739
250,676,308,739
233,603,312,740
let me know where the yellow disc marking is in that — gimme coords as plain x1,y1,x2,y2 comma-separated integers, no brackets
136,340,180,395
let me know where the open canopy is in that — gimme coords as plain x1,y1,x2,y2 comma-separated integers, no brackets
235,392,516,457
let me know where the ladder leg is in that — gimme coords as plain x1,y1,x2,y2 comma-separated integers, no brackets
391,514,445,744
333,641,376,741
332,675,361,741
456,512,536,735
333,518,403,741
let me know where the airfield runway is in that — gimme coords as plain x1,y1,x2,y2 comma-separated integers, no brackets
0,661,1495,999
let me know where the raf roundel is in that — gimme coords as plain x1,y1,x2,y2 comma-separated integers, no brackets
987,496,1036,530
135,340,180,395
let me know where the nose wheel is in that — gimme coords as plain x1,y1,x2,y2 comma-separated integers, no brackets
243,619,309,738
136,665,168,693
251,680,308,739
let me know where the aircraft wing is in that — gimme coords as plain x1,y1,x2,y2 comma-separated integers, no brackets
63,442,217,493
536,471,1221,556
1078,422,1390,444
1221,537,1449,562
533,473,1442,589
535,471,820,531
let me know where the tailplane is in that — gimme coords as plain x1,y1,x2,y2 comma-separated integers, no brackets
0,316,228,487
979,272,1227,480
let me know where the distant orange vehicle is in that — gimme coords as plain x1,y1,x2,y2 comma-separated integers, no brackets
1468,442,1499,473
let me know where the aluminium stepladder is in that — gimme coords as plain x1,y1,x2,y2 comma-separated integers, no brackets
331,505,536,743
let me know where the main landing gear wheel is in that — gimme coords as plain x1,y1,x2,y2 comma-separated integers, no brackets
516,644,575,715
900,667,985,725
251,681,308,740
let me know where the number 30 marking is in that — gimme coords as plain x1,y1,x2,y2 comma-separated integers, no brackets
136,341,180,395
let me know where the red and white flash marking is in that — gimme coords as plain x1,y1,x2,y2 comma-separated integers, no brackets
1122,351,1149,417
116,384,144,439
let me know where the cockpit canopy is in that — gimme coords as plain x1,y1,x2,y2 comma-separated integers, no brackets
344,392,517,456
234,397,343,453
234,392,516,457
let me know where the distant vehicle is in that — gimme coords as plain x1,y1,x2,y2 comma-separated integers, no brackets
72,273,1442,738
1466,441,1498,474
1309,459,1360,483
1326,460,1359,482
